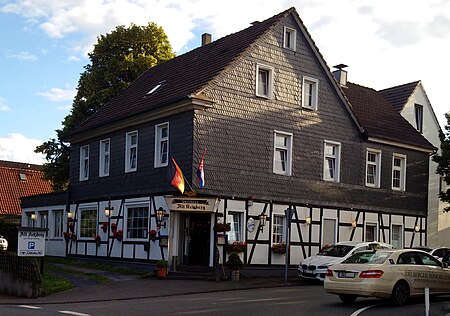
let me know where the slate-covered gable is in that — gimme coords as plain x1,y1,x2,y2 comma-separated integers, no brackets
343,82,434,151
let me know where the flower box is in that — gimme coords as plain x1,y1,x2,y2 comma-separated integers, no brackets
227,241,247,253
271,242,288,254
213,223,231,232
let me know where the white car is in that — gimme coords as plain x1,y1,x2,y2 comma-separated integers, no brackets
298,241,393,282
0,236,7,251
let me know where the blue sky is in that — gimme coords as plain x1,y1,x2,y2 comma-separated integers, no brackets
1,0,449,164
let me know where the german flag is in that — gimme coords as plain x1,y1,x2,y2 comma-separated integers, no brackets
168,157,185,194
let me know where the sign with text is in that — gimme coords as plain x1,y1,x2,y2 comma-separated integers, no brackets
164,197,219,213
17,228,47,257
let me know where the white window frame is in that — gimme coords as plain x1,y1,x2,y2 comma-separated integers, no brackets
323,140,341,182
99,138,110,177
365,148,381,188
391,224,403,249
273,130,293,176
365,222,378,242
125,131,138,173
125,204,150,241
79,208,97,239
79,145,89,181
227,210,244,242
256,64,274,99
272,215,285,244
302,76,319,110
53,209,64,239
39,211,48,237
321,218,337,245
392,153,406,191
414,104,423,133
283,26,296,51
154,122,169,168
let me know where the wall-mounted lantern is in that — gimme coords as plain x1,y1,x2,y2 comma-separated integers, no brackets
258,211,267,232
156,207,167,229
305,217,311,225
414,225,420,233
104,200,114,217
351,220,357,228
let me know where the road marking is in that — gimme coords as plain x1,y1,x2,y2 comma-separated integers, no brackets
18,305,41,309
351,304,380,316
59,311,91,316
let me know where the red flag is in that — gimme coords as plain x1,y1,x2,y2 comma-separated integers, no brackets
168,157,185,194
197,149,206,188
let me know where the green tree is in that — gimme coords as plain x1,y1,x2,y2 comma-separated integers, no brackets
433,112,450,212
36,23,175,191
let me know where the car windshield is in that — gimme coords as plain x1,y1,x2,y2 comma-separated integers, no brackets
368,251,391,264
319,245,354,257
342,251,374,263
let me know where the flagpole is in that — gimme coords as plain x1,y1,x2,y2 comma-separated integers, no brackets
182,173,194,193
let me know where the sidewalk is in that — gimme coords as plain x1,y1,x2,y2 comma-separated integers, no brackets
0,269,304,305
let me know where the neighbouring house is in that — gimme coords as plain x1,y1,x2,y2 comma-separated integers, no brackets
21,7,435,273
0,160,53,223
379,81,449,247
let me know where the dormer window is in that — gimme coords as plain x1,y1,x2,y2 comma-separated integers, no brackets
283,27,296,51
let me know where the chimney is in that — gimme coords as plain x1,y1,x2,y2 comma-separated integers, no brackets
202,33,212,46
332,64,348,87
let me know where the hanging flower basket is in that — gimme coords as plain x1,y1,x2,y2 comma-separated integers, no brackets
227,241,247,253
71,234,77,241
101,222,108,233
111,222,117,232
63,231,71,242
149,229,157,241
94,235,101,247
271,242,288,254
213,223,231,232
114,230,123,241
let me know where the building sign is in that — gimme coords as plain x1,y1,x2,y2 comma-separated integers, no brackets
165,197,219,213
17,228,47,257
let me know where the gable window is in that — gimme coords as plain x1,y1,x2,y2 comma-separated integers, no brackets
391,224,403,249
366,149,381,188
302,76,318,110
80,209,97,238
323,141,341,182
154,122,169,168
414,104,423,133
125,131,138,172
126,206,149,239
53,210,63,238
272,215,285,244
283,26,296,50
79,145,89,181
256,64,274,98
227,211,243,242
392,154,406,191
99,139,110,177
273,131,293,176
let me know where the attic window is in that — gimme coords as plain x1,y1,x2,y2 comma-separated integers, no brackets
19,173,27,181
146,82,164,95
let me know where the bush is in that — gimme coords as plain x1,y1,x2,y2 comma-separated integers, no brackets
156,260,168,269
225,253,243,271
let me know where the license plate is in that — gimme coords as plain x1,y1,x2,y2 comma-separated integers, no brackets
338,271,356,278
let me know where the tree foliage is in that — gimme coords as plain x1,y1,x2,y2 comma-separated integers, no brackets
432,112,450,212
36,23,175,191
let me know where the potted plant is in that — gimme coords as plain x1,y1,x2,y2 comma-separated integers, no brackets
114,230,123,241
213,223,231,233
271,242,288,254
225,253,244,281
94,234,101,247
149,229,157,241
227,241,247,253
156,260,168,278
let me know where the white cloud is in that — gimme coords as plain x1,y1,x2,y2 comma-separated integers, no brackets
0,97,11,111
0,133,46,165
38,87,76,102
7,51,38,61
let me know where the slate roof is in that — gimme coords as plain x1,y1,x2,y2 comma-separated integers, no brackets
0,161,53,216
343,82,434,150
378,81,420,112
65,7,296,138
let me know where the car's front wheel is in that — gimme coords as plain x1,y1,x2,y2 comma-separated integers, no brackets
391,281,410,306
339,294,357,304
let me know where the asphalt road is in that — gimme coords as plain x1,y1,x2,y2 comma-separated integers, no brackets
1,283,449,316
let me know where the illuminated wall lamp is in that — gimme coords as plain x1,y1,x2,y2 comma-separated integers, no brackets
258,212,267,232
67,211,74,219
30,213,36,220
305,217,311,225
351,220,357,228
414,225,420,233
